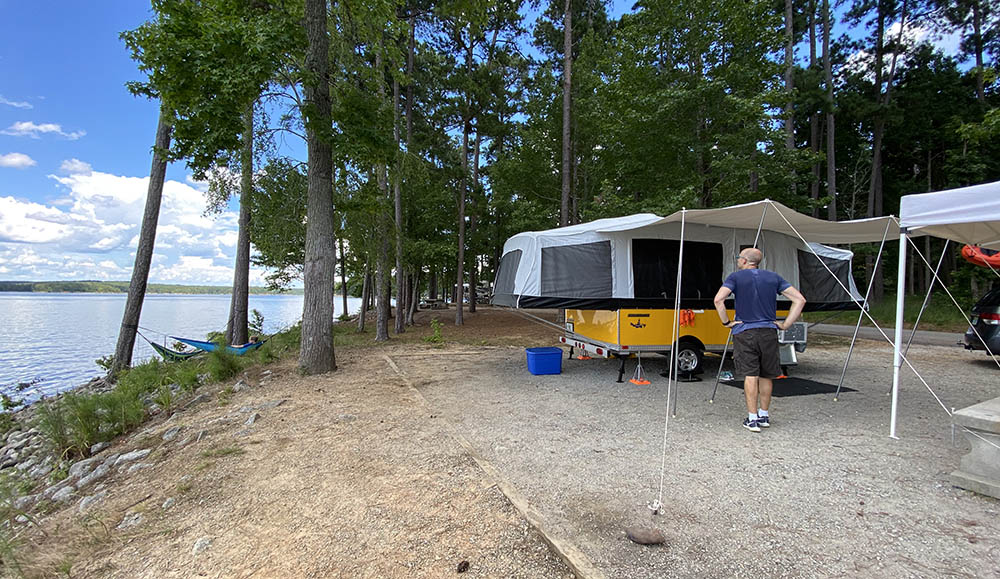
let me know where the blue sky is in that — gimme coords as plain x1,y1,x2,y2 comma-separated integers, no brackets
0,1,959,286
0,1,261,285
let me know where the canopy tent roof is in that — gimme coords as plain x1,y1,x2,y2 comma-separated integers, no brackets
899,182,1000,249
652,200,900,244
493,200,892,312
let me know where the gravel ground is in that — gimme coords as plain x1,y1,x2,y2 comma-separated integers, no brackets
402,335,1000,578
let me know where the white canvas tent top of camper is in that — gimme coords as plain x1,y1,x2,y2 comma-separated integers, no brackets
889,181,1000,438
493,199,899,312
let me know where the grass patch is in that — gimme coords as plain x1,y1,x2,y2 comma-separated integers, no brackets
803,293,974,333
200,446,245,459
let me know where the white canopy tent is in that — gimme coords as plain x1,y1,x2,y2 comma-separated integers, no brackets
890,182,1000,437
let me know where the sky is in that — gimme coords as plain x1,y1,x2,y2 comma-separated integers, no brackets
0,2,264,286
0,1,961,286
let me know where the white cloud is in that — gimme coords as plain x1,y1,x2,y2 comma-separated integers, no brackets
0,153,36,169
60,158,93,175
0,166,270,285
2,121,85,140
0,96,31,109
842,21,965,80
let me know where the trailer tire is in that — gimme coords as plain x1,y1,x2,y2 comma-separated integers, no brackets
675,339,704,375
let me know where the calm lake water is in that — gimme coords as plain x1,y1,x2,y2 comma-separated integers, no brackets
0,293,361,401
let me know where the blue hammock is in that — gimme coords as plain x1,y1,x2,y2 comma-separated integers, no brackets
138,331,203,362
171,336,266,356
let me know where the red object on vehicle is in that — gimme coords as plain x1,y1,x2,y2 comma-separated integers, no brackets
961,245,1000,269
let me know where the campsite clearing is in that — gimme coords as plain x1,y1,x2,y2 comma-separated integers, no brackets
14,308,999,578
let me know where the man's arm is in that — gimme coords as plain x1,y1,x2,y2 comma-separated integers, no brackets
713,286,734,326
778,286,806,330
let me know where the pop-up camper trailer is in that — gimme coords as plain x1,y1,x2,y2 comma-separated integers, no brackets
492,200,899,378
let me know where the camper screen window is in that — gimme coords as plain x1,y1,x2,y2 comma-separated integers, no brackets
541,241,613,297
797,250,853,303
632,239,723,299
492,249,522,306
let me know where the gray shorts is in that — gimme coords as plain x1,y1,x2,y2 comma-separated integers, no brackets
733,328,782,378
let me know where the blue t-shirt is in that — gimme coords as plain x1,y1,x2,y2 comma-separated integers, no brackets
722,269,792,334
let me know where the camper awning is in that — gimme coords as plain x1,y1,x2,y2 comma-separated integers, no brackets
652,200,900,244
899,182,1000,249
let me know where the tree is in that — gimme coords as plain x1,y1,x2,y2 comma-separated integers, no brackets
300,0,337,373
111,107,172,375
226,103,254,346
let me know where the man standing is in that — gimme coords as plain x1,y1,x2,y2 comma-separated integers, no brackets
713,248,806,432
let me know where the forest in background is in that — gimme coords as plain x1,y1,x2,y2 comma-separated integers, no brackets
0,281,301,294
109,0,1000,373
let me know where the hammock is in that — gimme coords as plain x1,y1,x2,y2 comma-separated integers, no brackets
171,336,266,356
137,331,203,362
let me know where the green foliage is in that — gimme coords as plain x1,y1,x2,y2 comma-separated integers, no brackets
205,349,243,383
423,318,445,344
249,309,265,336
153,384,175,413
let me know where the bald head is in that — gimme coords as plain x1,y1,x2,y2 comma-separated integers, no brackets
738,248,763,269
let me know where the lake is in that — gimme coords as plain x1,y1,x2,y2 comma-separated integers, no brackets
0,293,361,401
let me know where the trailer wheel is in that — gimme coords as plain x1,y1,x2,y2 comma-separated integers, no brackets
676,339,704,374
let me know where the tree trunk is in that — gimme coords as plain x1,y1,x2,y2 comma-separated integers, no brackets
784,0,795,194
456,35,471,327
393,71,405,334
469,131,482,314
824,0,836,221
227,102,254,346
300,0,337,374
339,236,348,318
110,106,172,376
560,0,572,227
973,0,984,104
809,1,820,216
407,269,419,325
358,265,370,332
429,269,437,301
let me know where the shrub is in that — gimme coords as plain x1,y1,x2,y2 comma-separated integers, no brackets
423,318,444,344
205,349,242,382
61,393,102,455
34,400,71,459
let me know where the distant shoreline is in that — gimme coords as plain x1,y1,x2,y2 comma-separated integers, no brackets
0,281,305,295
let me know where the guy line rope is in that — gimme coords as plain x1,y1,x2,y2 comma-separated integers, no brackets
768,202,1000,452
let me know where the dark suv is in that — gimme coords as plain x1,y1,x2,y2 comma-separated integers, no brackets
964,287,1000,354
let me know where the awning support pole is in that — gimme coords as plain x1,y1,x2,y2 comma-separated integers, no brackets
890,231,908,439
904,240,948,357
669,210,686,417
836,219,892,400
709,329,734,403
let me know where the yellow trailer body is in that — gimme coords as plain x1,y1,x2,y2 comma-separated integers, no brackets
564,307,792,354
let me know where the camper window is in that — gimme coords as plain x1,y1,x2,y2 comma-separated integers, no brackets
541,241,613,297
632,238,723,299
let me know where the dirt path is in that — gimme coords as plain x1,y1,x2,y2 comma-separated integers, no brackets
16,307,998,578
16,308,573,578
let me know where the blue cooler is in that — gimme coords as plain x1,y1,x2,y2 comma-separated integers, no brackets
526,347,563,375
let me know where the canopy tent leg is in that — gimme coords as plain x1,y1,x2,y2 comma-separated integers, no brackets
903,240,948,357
709,329,734,404
890,231,908,439
836,219,892,400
